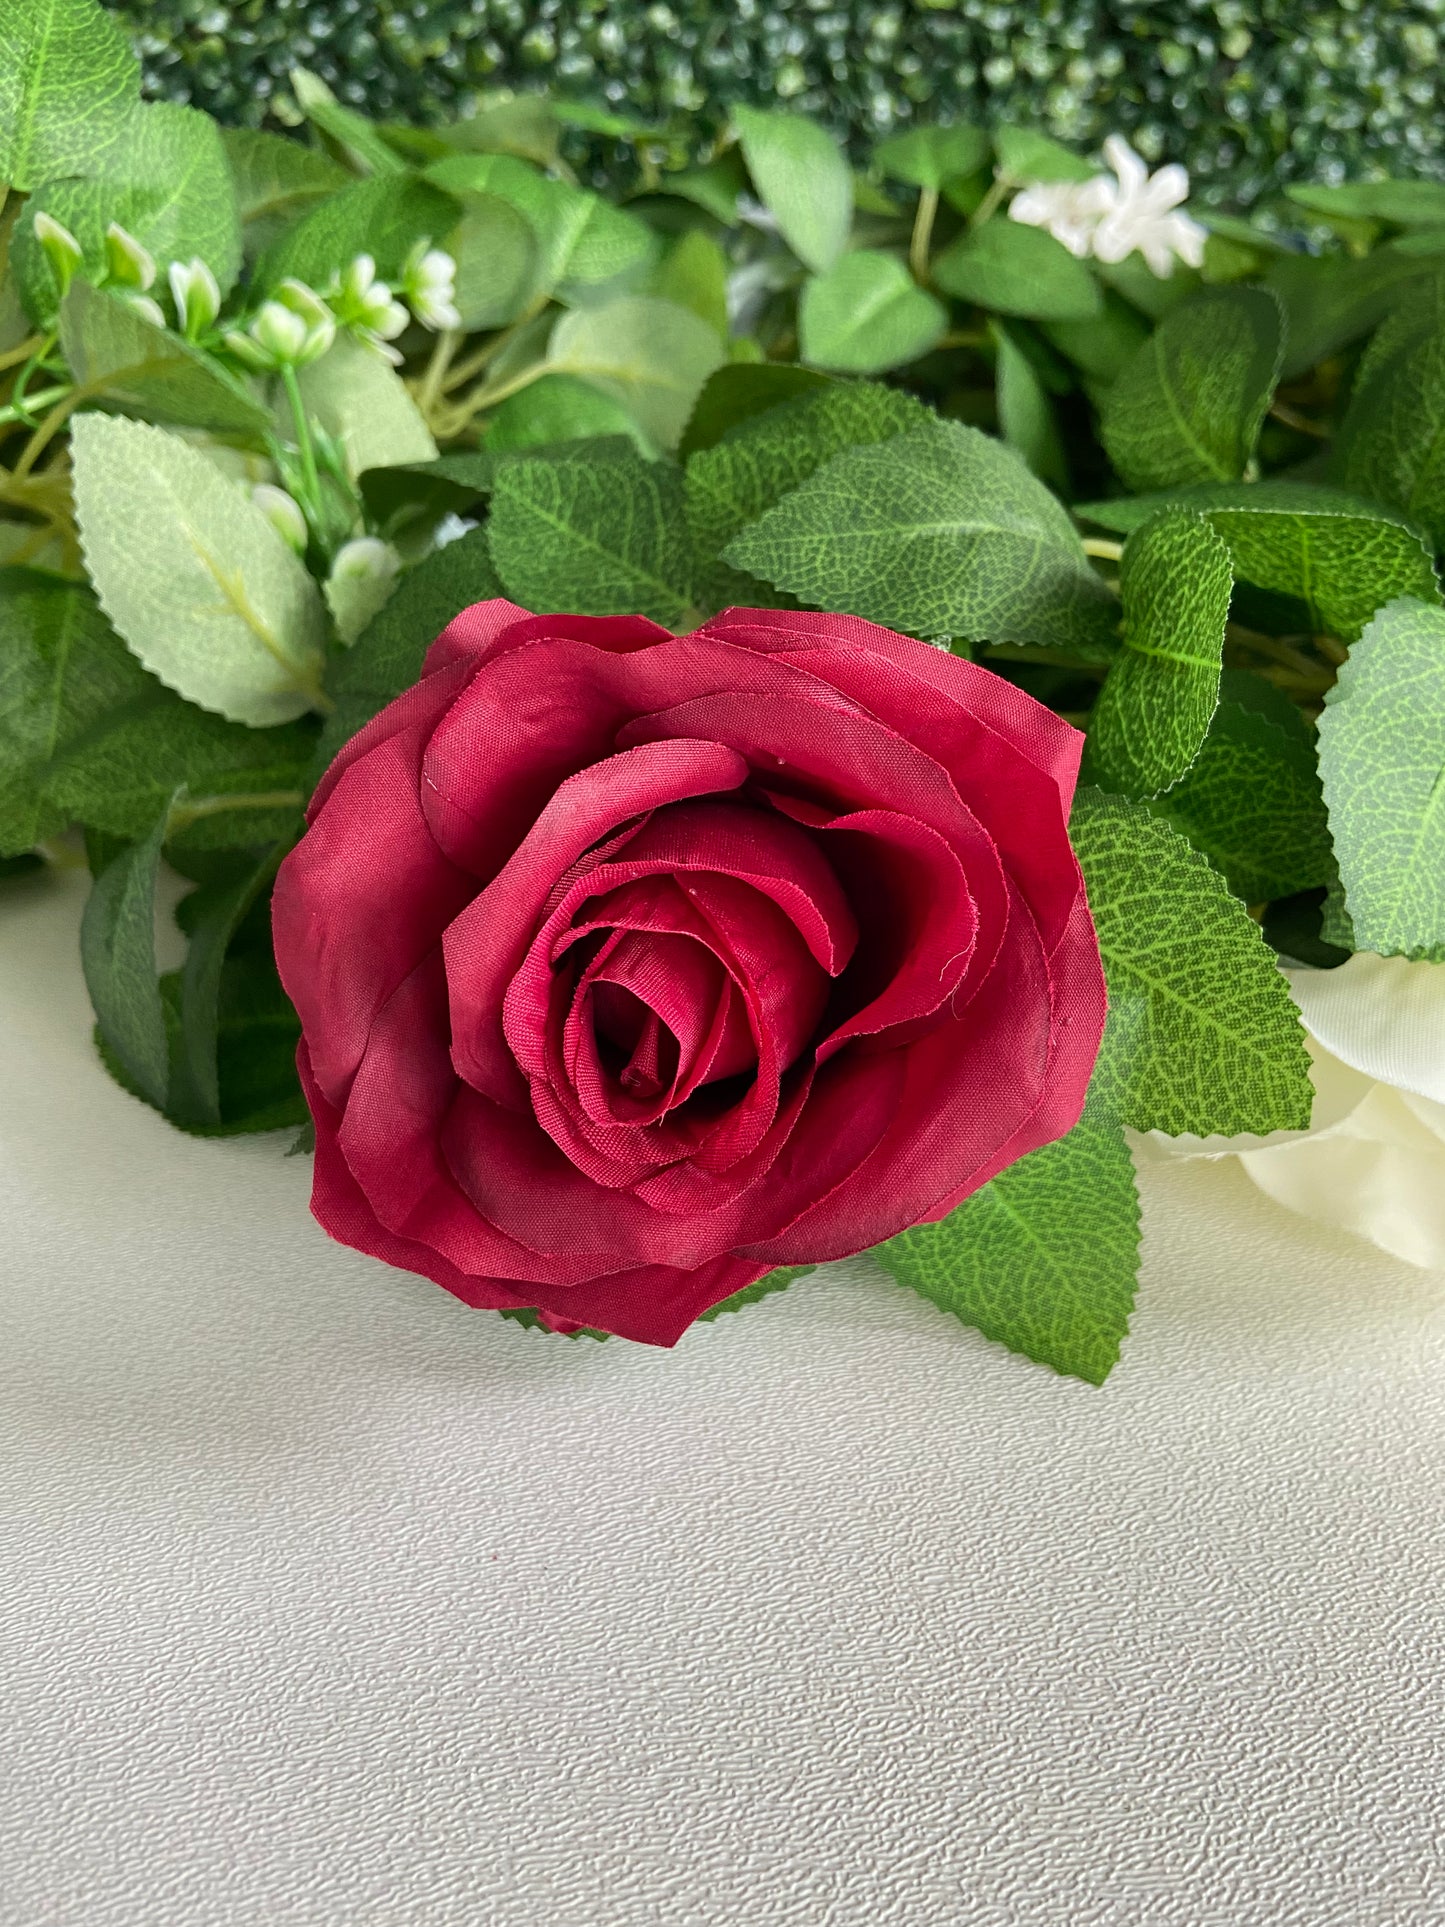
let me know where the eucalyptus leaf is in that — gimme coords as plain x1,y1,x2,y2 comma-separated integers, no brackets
60,280,270,439
1100,286,1282,492
0,0,140,191
933,218,1102,322
725,418,1119,654
1084,510,1233,797
80,803,172,1110
1316,596,1445,961
70,414,329,727
545,295,726,451
799,251,947,374
732,106,853,275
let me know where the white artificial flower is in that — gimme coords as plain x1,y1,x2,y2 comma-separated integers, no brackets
327,254,410,364
251,483,310,554
401,240,461,332
1007,134,1207,278
324,536,402,644
168,257,221,340
432,512,478,549
1136,953,1445,1270
104,222,157,292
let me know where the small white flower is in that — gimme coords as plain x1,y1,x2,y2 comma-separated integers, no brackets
1007,178,1114,260
104,223,157,292
226,281,335,372
33,211,83,295
251,483,310,554
324,536,402,644
325,254,410,364
432,512,478,550
401,240,461,333
168,257,221,340
1007,134,1207,279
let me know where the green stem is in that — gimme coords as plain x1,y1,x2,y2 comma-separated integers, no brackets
280,362,322,526
0,381,71,431
168,789,307,834
444,358,549,432
441,295,550,395
1081,537,1124,562
970,172,1014,228
909,185,939,283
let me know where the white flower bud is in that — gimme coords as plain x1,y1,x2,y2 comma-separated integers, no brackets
326,255,410,361
324,537,402,644
223,328,274,372
168,257,221,340
402,240,462,332
251,300,311,365
120,292,168,330
251,483,310,554
104,222,157,292
33,212,83,295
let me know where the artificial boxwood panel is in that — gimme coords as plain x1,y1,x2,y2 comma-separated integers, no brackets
104,2,1445,208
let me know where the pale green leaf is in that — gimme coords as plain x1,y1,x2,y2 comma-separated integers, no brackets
873,124,990,190
431,94,560,168
257,173,460,291
725,418,1119,653
1286,181,1445,228
1316,596,1445,961
224,127,349,225
1100,287,1283,492
70,414,329,727
290,66,403,176
447,192,538,330
488,447,695,629
651,228,729,339
545,295,727,451
59,280,270,439
0,0,139,190
1070,787,1313,1134
993,127,1095,185
424,154,656,297
80,804,171,1110
932,218,1102,322
486,373,651,454
294,334,438,479
799,250,947,374
1084,510,1233,797
733,106,852,275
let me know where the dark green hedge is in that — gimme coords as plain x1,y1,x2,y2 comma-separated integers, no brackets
104,2,1445,208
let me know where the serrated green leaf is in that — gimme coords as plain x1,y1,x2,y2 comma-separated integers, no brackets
0,0,139,191
315,526,502,770
486,373,651,454
685,379,928,610
1338,274,1445,553
256,172,460,291
59,280,270,439
294,334,437,479
678,362,833,460
1286,181,1445,228
696,1266,815,1321
1157,673,1334,905
1264,246,1433,382
873,124,990,190
224,126,349,225
1316,596,1445,961
932,218,1102,322
725,418,1119,653
80,803,171,1109
447,191,539,331
290,66,403,177
875,1006,1140,1385
70,414,329,727
1077,482,1441,642
799,250,947,374
650,227,729,339
13,101,242,324
993,321,1067,485
424,154,655,298
1100,287,1282,493
1084,510,1232,797
169,842,288,1128
488,447,695,628
1070,786,1313,1134
733,106,852,276
545,295,726,451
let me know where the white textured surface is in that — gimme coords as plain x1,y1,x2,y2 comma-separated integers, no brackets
3,870,1444,1927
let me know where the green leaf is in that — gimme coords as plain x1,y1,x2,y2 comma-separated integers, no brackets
732,106,852,275
59,280,270,439
294,333,437,479
447,192,539,331
993,321,1067,485
488,446,695,628
14,101,242,323
799,250,947,373
725,418,1119,654
1070,786,1313,1134
1286,181,1445,229
875,1006,1140,1385
424,154,656,298
1100,287,1283,493
1316,596,1445,961
70,414,329,728
873,124,990,190
290,66,404,177
80,803,171,1110
696,1266,814,1321
685,379,928,609
224,127,349,226
1338,274,1445,553
0,0,140,191
1263,246,1434,382
1157,672,1334,905
678,362,833,459
1083,511,1233,797
932,218,1102,322
1042,291,1150,393
1077,482,1441,642
256,172,460,291
486,372,651,454
992,127,1096,185
651,227,729,339
655,153,748,226
315,526,502,769
545,294,727,451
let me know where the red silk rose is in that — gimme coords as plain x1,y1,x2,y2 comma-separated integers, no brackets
272,602,1105,1344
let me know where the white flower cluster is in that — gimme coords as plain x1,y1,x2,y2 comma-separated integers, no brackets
1008,136,1208,278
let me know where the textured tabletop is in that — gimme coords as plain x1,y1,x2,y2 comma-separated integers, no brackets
3,870,1443,1927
